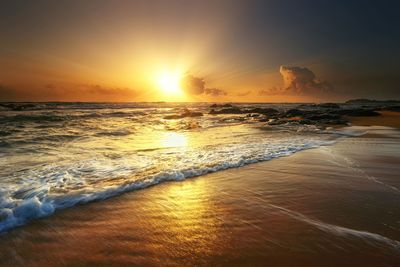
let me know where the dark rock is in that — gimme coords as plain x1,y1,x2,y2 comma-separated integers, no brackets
298,119,313,125
285,109,304,117
316,103,340,109
209,107,243,114
383,106,400,112
163,110,203,119
210,103,234,108
246,113,260,118
266,118,293,125
209,107,279,116
305,113,341,120
245,108,279,115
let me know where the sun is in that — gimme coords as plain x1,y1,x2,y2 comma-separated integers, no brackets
156,71,183,95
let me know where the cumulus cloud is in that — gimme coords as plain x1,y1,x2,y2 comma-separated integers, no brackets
180,74,227,97
280,66,331,93
259,66,332,96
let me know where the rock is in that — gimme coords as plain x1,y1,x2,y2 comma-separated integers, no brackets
246,113,260,118
209,107,279,116
209,107,243,114
383,106,400,112
267,118,289,125
245,108,279,115
316,103,340,109
210,103,234,108
285,109,304,117
163,110,203,119
305,113,341,120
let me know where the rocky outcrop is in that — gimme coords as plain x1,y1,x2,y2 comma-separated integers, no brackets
209,107,279,115
163,109,203,119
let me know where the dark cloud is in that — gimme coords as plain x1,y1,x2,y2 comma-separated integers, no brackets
259,66,332,96
181,75,227,97
180,75,206,95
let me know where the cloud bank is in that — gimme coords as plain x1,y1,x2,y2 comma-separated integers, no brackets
0,83,139,101
181,75,227,96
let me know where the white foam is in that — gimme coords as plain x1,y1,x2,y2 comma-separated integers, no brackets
0,138,334,233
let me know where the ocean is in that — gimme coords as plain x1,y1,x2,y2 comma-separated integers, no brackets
0,102,374,233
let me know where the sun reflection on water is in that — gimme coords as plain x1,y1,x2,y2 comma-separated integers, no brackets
161,132,188,148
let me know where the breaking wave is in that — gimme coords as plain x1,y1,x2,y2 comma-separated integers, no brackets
0,138,334,233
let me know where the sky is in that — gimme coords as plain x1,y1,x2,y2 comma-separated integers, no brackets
0,0,399,102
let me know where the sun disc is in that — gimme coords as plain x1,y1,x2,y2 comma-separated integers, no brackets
156,71,182,95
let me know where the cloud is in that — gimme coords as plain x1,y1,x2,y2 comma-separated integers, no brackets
259,66,332,96
0,83,139,101
237,90,251,97
280,66,331,93
181,74,227,96
45,83,137,97
180,75,205,95
204,88,227,96
0,84,16,98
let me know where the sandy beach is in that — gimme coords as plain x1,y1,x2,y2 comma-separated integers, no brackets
2,0,400,265
0,114,399,267
346,111,400,128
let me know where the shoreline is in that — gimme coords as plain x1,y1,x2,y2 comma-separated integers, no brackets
0,114,399,266
347,111,400,128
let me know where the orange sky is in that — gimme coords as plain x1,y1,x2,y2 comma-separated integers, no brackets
1,1,399,102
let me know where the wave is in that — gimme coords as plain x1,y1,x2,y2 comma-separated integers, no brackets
0,111,146,124
0,139,334,234
95,129,133,137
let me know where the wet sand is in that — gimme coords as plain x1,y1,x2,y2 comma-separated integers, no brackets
1,118,400,266
347,111,400,128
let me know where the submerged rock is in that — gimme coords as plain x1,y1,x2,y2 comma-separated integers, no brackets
305,113,341,120
285,109,305,117
210,107,279,115
245,108,279,115
210,103,234,108
316,103,340,109
209,107,243,114
163,109,203,119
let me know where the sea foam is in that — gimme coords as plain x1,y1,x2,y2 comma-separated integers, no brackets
0,138,335,233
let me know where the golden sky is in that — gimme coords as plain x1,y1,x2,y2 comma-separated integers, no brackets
1,1,399,102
